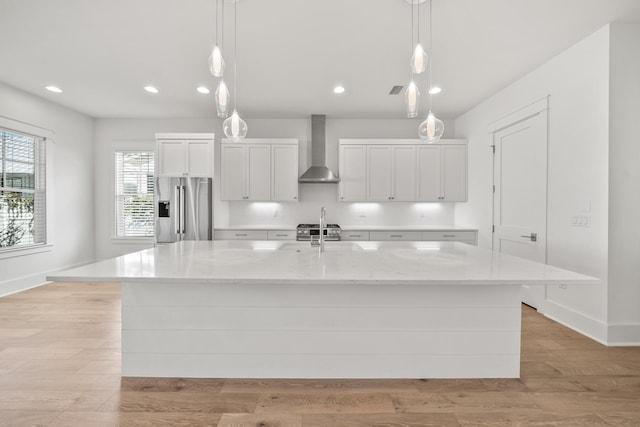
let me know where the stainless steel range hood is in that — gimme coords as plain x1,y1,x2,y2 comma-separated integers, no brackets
298,115,339,183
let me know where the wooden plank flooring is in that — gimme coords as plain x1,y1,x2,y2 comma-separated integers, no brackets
0,281,638,426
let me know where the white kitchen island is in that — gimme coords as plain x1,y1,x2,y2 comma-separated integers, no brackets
47,240,596,379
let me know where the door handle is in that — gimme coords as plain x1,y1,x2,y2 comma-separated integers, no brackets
520,232,537,242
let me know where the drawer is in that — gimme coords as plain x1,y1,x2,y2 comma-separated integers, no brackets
214,230,269,240
422,231,477,244
267,230,296,240
341,231,370,241
369,231,422,241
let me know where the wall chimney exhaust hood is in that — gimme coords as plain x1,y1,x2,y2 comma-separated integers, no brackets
298,115,339,183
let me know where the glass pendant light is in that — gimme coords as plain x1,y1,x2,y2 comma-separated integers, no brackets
405,80,420,118
410,43,428,74
208,45,225,77
223,110,248,142
419,110,444,142
418,0,444,143
410,0,427,74
223,0,248,141
215,79,230,118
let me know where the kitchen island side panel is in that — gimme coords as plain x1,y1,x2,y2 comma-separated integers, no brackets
121,281,522,378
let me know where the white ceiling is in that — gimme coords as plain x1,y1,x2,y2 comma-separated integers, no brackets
1,0,640,120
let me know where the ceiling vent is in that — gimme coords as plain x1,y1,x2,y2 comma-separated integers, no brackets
389,85,404,95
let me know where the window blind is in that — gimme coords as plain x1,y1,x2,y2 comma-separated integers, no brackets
115,151,154,237
0,128,46,249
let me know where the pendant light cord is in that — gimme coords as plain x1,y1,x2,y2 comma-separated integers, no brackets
410,0,414,57
233,0,238,111
428,0,433,111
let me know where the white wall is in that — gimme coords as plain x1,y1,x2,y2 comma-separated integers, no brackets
455,26,611,342
0,82,95,296
607,24,640,343
94,117,457,259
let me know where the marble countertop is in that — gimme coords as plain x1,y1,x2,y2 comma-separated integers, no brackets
48,240,597,286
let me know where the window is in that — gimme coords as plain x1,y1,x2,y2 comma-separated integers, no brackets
115,151,154,238
0,128,46,250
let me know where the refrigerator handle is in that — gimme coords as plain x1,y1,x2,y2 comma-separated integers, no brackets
175,185,181,236
180,185,186,235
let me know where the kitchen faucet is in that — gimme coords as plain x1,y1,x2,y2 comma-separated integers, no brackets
311,206,327,252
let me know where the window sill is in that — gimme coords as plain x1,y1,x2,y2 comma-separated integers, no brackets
110,237,155,245
0,244,53,260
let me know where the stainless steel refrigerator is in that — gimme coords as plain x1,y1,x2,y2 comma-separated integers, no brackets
155,177,212,243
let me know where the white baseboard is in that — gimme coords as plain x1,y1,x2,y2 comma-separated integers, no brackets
0,272,50,297
543,299,608,345
0,260,97,297
607,323,640,346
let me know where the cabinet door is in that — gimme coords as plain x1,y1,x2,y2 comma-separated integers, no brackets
441,145,467,201
186,140,213,177
416,146,441,201
221,145,247,200
339,145,367,201
247,145,271,201
392,145,416,201
272,144,298,201
367,146,393,201
157,140,187,176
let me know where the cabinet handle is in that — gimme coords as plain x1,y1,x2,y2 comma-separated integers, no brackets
349,234,362,237
235,233,248,237
390,234,403,238
443,234,455,237
275,234,288,237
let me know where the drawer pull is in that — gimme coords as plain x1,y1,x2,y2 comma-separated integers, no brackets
443,234,456,237
235,233,248,237
275,234,288,237
390,234,403,238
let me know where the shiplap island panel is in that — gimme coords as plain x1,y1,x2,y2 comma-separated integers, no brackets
47,241,596,379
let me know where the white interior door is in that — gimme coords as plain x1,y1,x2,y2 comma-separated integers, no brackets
492,102,548,310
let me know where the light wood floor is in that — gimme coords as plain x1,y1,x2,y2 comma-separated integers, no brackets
0,282,639,426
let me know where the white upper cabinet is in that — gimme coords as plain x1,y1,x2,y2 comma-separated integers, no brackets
221,139,298,202
366,145,416,201
441,145,467,201
156,133,214,177
417,143,467,202
339,144,367,201
272,144,299,201
221,145,248,201
340,139,466,203
247,145,271,201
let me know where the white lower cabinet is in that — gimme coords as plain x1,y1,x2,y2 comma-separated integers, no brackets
343,229,478,245
422,231,477,245
267,230,296,240
341,231,370,241
369,231,422,241
214,229,296,240
214,230,269,240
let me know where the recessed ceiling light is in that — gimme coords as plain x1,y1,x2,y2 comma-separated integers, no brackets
144,86,159,94
45,85,62,93
429,86,442,95
333,85,345,94
197,86,210,94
